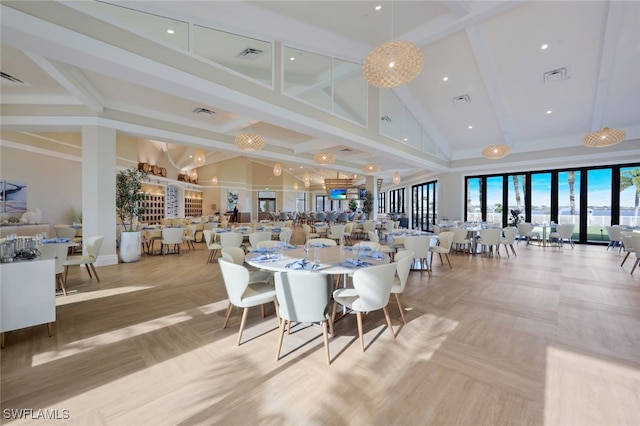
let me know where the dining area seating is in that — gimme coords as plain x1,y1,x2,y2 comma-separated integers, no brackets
63,235,103,285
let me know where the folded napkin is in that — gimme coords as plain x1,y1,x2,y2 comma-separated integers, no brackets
348,245,372,251
257,227,265,231
365,251,384,260
310,243,330,248
251,254,280,262
343,258,371,268
217,229,232,233
285,258,310,270
272,228,282,232
42,238,70,244
252,247,277,254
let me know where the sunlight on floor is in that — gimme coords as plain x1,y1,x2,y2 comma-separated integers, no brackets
55,286,154,306
544,346,640,425
32,300,229,366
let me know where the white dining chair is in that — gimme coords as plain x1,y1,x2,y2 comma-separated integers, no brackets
428,231,454,269
221,247,272,285
391,250,414,324
160,227,184,255
218,259,279,346
402,235,432,272
203,230,222,263
476,228,502,257
331,262,397,352
274,271,334,364
63,235,103,284
501,226,518,257
39,242,71,296
548,223,575,248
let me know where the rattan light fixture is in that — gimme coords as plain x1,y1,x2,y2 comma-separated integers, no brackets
481,144,511,160
234,132,264,152
193,148,205,166
362,2,423,88
392,171,401,184
302,172,310,184
362,163,380,174
313,152,335,165
582,127,626,148
273,162,282,176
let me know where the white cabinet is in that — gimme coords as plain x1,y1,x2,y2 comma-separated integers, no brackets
0,254,56,347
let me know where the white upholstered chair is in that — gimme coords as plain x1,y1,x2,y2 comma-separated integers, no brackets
39,242,71,296
221,247,272,284
160,227,184,255
203,230,222,263
619,232,635,268
428,231,454,269
402,235,432,272
218,259,278,346
548,223,575,248
476,228,502,257
517,223,540,245
500,226,518,257
605,225,623,252
63,235,103,284
331,262,397,352
274,271,334,364
391,250,414,324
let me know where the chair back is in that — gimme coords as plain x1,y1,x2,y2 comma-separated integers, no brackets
84,235,104,259
302,225,314,237
38,242,69,274
183,224,196,239
479,228,501,245
275,272,333,323
337,212,349,223
161,227,184,245
402,235,431,258
437,231,454,251
556,223,575,239
605,225,622,241
432,224,441,235
328,224,345,239
518,222,534,237
353,241,381,251
256,240,280,249
315,212,325,222
218,259,250,307
367,231,380,243
344,222,354,234
394,250,415,292
351,263,397,311
55,225,77,240
274,221,286,228
502,227,517,244
249,231,272,247
451,227,469,244
632,235,640,259
279,229,293,244
203,230,214,246
219,232,243,248
221,247,246,265
384,221,395,233
362,221,376,233
394,249,415,262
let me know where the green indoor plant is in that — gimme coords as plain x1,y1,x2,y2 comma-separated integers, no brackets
362,190,373,219
116,167,147,231
116,167,147,262
349,199,358,212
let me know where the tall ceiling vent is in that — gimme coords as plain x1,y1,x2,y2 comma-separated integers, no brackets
543,67,569,83
452,94,471,105
236,48,264,60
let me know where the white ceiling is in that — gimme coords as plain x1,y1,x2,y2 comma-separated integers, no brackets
1,0,639,186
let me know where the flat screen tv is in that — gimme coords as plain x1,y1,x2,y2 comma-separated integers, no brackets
329,188,347,200
359,188,367,199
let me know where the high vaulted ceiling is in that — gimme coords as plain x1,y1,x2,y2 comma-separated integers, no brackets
1,1,639,186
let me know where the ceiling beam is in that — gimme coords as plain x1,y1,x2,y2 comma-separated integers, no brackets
24,53,104,113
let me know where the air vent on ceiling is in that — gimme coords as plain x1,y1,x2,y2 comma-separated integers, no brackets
236,48,264,60
543,67,569,82
0,71,24,84
192,107,216,115
452,94,471,105
381,115,392,123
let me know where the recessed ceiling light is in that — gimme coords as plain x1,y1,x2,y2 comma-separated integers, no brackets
546,110,552,114
403,138,408,141
289,57,295,61
443,76,448,81
167,29,175,35
541,44,548,50
468,125,473,129
375,5,382,11
189,155,193,158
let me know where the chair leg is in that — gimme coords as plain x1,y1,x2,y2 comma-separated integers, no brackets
510,244,517,256
621,252,630,266
64,265,70,286
322,320,331,365
356,311,365,352
90,263,100,282
223,302,233,329
237,307,250,346
275,319,287,361
84,264,93,279
631,258,640,275
383,306,396,339
57,273,67,296
445,253,452,269
395,293,406,324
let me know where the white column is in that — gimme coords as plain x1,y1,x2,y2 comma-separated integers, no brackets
82,126,118,266
366,175,378,220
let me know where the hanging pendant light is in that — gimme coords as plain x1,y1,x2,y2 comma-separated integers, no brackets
273,162,282,176
304,181,310,188
313,152,335,165
193,148,205,166
392,171,401,184
481,144,511,160
211,176,218,184
302,172,310,184
234,121,265,152
362,2,423,88
189,169,198,181
582,127,626,147
362,163,380,174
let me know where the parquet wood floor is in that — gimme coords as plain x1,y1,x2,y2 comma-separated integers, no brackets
1,228,639,425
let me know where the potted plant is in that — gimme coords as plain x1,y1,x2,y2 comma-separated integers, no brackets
362,190,373,220
116,167,148,262
349,199,358,212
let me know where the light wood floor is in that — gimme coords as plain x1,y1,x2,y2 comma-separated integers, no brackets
1,228,639,425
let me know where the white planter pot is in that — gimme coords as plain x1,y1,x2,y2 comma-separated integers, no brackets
119,231,141,263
